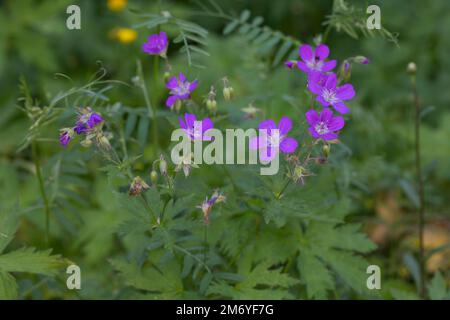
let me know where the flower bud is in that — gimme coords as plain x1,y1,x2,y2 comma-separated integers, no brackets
98,135,111,150
163,71,171,82
80,138,93,148
223,87,231,100
323,144,331,158
206,99,217,113
159,155,167,175
407,62,417,75
354,56,370,65
150,170,158,184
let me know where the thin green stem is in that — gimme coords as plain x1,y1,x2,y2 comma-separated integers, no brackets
276,179,291,200
32,142,51,243
411,72,426,299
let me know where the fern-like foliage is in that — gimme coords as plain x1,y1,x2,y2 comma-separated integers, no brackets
324,0,399,45
195,0,301,67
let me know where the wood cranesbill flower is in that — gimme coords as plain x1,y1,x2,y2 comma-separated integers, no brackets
142,31,168,57
197,190,226,225
250,116,298,162
166,73,198,108
74,110,104,134
297,44,336,74
59,128,74,146
305,108,344,141
308,72,355,114
179,113,214,141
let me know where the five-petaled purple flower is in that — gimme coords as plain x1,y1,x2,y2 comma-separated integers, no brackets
305,108,344,141
308,72,355,114
166,73,198,108
179,113,214,141
250,116,298,162
142,31,168,57
297,44,336,74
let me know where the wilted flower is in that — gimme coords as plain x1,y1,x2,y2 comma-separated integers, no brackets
288,165,313,185
305,108,344,140
129,176,150,196
175,152,198,177
142,31,169,57
308,72,355,114
250,116,298,162
179,113,214,141
241,103,261,119
166,73,198,108
59,128,74,146
197,190,226,225
297,44,336,74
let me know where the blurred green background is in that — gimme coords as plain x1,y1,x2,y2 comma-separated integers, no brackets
0,0,449,299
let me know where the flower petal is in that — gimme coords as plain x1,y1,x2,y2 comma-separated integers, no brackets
297,61,310,73
250,135,267,150
316,95,330,107
308,127,320,139
322,132,338,140
305,109,319,126
258,119,276,131
189,80,198,92
333,102,350,114
322,60,337,72
336,84,355,101
166,76,178,90
179,72,186,82
278,116,293,135
299,44,314,62
185,113,196,128
166,95,178,107
259,146,278,162
201,117,214,133
328,116,345,131
319,108,333,123
280,137,298,153
178,116,187,129
324,73,337,90
315,44,329,60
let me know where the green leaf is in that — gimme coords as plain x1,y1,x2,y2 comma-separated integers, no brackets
223,20,239,35
240,10,251,23
0,247,65,275
399,179,420,208
0,271,17,300
428,272,448,300
272,39,293,67
297,249,334,299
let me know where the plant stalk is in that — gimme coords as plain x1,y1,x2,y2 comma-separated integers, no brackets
31,142,51,243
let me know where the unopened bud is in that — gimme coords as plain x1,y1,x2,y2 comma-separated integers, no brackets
354,56,370,65
407,62,417,75
150,170,158,184
323,144,331,158
206,99,217,112
175,99,182,112
163,71,171,82
159,155,167,175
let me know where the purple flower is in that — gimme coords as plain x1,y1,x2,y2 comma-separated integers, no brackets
308,72,355,114
284,60,297,69
142,31,168,57
305,108,344,140
179,113,214,141
74,112,104,134
297,44,336,74
250,116,298,162
59,128,73,146
166,73,198,108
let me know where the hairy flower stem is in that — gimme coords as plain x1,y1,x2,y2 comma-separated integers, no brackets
137,60,159,153
276,179,291,200
32,142,50,243
410,70,426,299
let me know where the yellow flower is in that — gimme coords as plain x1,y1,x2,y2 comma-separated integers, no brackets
113,28,137,44
107,0,127,12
